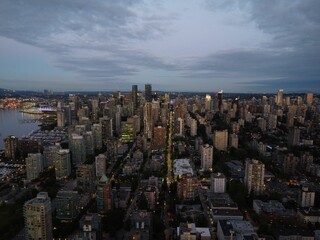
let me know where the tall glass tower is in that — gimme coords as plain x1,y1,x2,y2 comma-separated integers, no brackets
145,83,152,102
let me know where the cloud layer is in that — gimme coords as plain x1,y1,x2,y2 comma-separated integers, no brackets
0,0,319,92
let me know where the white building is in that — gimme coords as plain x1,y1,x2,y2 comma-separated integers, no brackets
211,173,226,193
299,186,315,208
201,144,213,171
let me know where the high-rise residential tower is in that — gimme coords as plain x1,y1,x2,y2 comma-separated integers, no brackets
95,154,107,177
26,153,43,181
306,93,314,105
244,159,265,195
53,149,71,179
211,172,226,193
24,192,53,240
277,89,283,106
57,110,65,127
96,174,112,215
201,144,213,171
229,133,239,149
4,135,19,160
213,130,228,151
288,127,300,146
70,134,86,165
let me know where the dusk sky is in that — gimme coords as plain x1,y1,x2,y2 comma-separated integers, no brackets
0,0,319,92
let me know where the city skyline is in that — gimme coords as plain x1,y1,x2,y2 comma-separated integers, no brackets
0,0,320,92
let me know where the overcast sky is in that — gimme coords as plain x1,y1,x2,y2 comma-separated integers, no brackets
0,0,319,92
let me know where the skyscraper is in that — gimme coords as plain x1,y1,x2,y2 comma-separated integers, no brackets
70,133,86,165
43,144,61,168
190,118,197,137
26,153,43,181
153,126,166,149
143,102,153,139
228,133,239,149
176,117,185,136
99,116,113,139
306,93,314,105
76,164,95,194
217,90,223,109
24,192,53,240
283,153,299,175
56,110,65,127
244,159,265,195
201,144,213,170
277,89,283,106
92,123,103,150
84,131,94,156
132,85,138,110
211,172,226,193
96,175,112,215
56,190,79,220
288,127,300,146
145,83,152,102
53,149,71,179
178,173,199,201
4,135,19,160
121,119,134,143
205,94,212,111
213,130,228,151
95,154,107,177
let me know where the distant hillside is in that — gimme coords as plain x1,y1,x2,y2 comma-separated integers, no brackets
0,88,13,93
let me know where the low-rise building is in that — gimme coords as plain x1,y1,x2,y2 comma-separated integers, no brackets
217,220,257,240
177,223,211,240
174,159,194,176
298,209,320,224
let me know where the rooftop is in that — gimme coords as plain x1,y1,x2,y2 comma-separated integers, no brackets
173,158,194,176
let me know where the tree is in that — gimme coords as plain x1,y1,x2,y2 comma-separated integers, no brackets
227,180,248,208
137,193,149,210
102,210,125,236
153,214,165,235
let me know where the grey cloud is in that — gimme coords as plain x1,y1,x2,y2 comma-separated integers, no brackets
190,0,320,91
0,0,176,83
205,0,320,49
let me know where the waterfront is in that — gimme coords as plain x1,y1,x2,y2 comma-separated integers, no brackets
0,109,40,150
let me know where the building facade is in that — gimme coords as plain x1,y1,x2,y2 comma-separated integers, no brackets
213,130,228,151
26,153,43,181
244,159,265,195
24,192,53,240
201,144,213,171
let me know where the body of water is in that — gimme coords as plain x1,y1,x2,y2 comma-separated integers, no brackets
0,109,41,150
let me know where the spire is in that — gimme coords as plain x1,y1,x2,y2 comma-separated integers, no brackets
99,174,108,183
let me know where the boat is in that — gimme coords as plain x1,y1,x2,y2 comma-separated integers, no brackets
20,107,43,115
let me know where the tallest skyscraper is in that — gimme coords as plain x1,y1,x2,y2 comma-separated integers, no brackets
132,85,138,108
145,83,152,102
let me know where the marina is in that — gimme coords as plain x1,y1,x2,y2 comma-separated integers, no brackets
0,109,41,150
